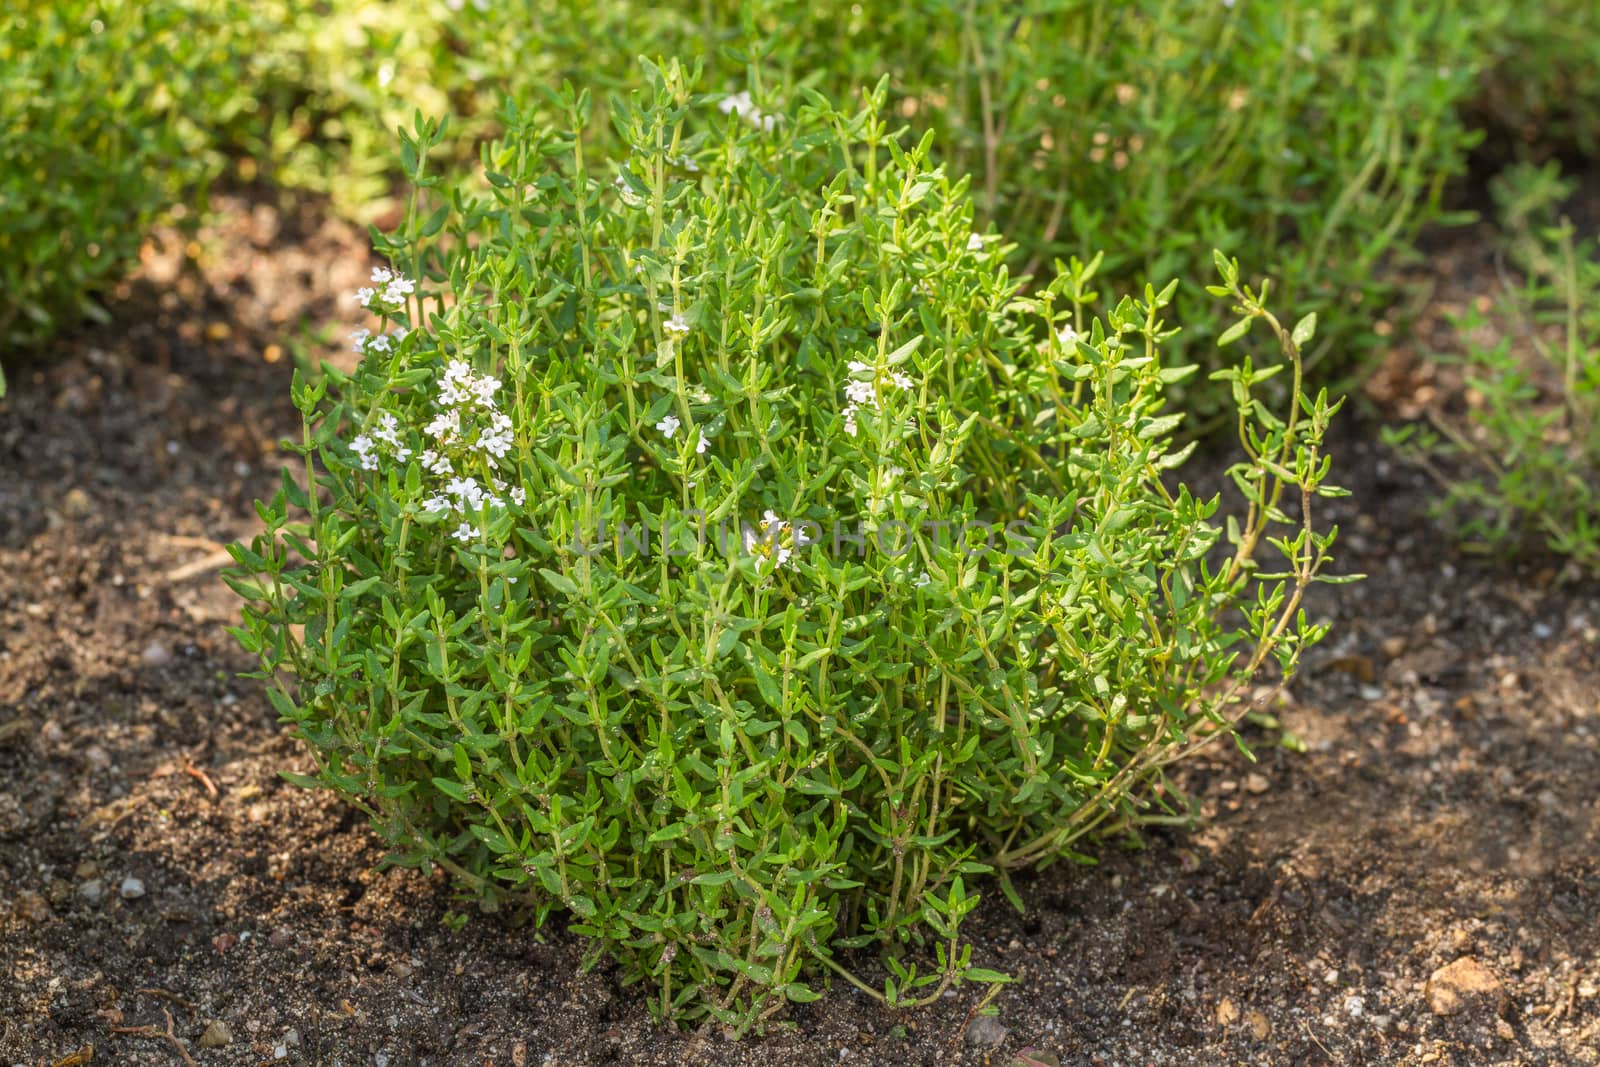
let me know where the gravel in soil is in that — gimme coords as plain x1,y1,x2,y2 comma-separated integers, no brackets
1,194,1597,1067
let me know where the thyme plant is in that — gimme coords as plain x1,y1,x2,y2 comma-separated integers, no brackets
228,67,1346,1030
1387,163,1600,572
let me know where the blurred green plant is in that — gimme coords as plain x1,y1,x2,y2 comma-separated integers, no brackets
227,65,1348,1031
1474,0,1600,158
0,1,215,349
173,0,462,218
1386,162,1600,572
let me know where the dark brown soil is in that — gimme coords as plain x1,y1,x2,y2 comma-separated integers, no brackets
2,195,1597,1067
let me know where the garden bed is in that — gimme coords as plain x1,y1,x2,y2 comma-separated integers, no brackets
1,193,1597,1067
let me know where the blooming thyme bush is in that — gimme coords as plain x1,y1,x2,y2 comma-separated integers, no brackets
1386,163,1600,572
228,66,1346,1029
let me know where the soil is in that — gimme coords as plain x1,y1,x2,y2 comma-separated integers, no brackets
2,193,1597,1067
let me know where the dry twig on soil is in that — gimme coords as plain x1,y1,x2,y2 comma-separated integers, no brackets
110,1008,197,1067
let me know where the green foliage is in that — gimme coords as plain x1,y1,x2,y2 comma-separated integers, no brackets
1386,162,1600,571
446,0,1505,412
0,0,1560,405
168,0,464,219
227,67,1345,1029
1476,0,1600,157
0,1,213,347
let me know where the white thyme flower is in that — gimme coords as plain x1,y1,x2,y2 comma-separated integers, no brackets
915,571,931,589
696,429,710,455
844,378,877,407
425,409,460,442
452,521,480,543
614,172,643,207
719,89,778,131
478,410,513,458
744,510,794,571
350,434,378,471
350,328,372,353
471,374,500,407
656,413,681,439
420,449,453,477
357,266,414,313
967,233,985,252
664,313,690,336
445,476,486,507
435,359,499,408
479,427,513,458
840,355,918,435
509,487,527,506
1057,323,1079,346
422,495,452,514
437,360,480,408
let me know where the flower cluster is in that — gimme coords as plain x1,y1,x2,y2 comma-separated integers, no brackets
742,509,797,573
655,412,711,454
841,358,915,437
350,412,409,471
351,325,410,355
719,90,778,132
613,172,644,208
355,266,415,315
348,354,525,544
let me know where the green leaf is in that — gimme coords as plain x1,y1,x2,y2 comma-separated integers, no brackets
1217,317,1252,347
539,568,580,597
1291,312,1318,348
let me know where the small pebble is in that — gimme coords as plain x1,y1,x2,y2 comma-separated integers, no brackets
119,876,145,900
140,642,171,668
78,879,104,907
61,488,92,519
965,1014,1008,1047
198,1020,233,1048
